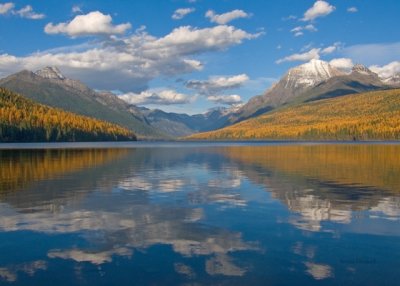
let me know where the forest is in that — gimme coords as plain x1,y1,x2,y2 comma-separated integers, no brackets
188,89,400,141
0,88,136,142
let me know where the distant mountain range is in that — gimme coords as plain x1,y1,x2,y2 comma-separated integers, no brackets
0,67,236,139
1,60,399,141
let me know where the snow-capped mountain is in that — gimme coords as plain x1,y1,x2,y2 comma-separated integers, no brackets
229,60,388,124
283,59,344,89
34,66,91,94
35,66,66,80
351,64,378,76
383,72,400,86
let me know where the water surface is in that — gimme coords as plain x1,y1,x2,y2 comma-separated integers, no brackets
0,143,399,285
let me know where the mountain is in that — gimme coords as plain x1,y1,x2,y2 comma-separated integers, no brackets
230,60,344,122
140,106,238,137
291,64,386,104
229,60,388,124
383,72,400,87
0,67,165,139
187,89,400,141
0,87,136,142
0,67,238,138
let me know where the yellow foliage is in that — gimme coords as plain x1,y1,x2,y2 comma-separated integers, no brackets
220,144,400,193
188,89,400,140
0,148,129,193
0,88,136,142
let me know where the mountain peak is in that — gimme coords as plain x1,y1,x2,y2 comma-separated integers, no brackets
283,59,343,89
35,66,66,80
383,72,400,85
351,64,375,76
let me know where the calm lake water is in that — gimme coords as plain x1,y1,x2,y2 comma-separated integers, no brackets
0,142,399,285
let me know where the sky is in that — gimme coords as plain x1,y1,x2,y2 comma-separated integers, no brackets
0,0,399,114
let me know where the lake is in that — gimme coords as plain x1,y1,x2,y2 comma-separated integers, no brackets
0,142,399,285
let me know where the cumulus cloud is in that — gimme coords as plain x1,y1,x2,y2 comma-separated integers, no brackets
14,5,45,19
276,48,320,64
0,2,14,14
277,43,341,64
205,9,251,25
329,58,354,71
0,3,44,19
291,24,317,36
119,89,191,105
44,11,131,37
347,7,358,13
186,74,248,106
144,25,260,57
302,1,335,21
172,8,195,20
186,74,249,94
207,94,242,105
369,61,400,79
0,25,258,91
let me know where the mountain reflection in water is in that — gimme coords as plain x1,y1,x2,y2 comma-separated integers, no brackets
0,143,399,285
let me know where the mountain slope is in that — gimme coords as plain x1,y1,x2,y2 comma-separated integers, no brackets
140,106,239,137
187,89,400,140
0,68,165,139
0,87,136,142
230,60,344,122
229,61,388,124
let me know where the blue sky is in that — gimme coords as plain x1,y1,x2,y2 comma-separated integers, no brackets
0,0,399,114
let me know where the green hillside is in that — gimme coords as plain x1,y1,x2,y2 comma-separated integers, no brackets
187,89,400,141
0,88,136,142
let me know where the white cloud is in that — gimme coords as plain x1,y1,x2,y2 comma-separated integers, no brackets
14,5,45,19
0,25,258,91
205,9,251,25
119,89,191,105
329,58,354,71
347,7,358,13
146,25,260,57
44,11,131,37
302,1,335,21
294,31,304,37
0,2,14,14
276,48,321,64
172,8,195,20
321,42,341,54
282,15,297,21
291,24,317,36
72,5,83,14
207,94,242,105
277,42,341,64
0,3,44,20
305,24,317,32
186,74,249,94
369,61,400,79
341,42,400,66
